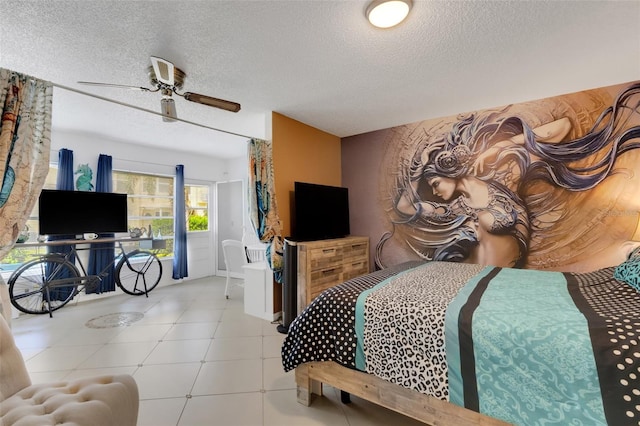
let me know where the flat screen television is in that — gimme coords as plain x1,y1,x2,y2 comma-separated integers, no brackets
38,189,128,236
292,181,350,241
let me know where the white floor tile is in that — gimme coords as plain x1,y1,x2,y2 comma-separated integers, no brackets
25,344,102,372
145,338,211,364
262,334,285,359
134,362,201,399
12,325,74,350
178,308,224,323
262,321,283,336
263,357,296,391
108,323,172,343
164,322,219,340
214,317,264,338
179,393,262,426
78,341,159,368
138,397,187,426
54,326,123,346
191,359,263,395
205,336,262,361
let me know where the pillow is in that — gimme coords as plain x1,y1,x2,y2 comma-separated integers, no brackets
629,245,640,260
614,252,640,291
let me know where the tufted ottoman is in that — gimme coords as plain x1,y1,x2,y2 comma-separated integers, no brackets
0,314,138,426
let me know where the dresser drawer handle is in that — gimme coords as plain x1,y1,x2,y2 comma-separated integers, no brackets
322,249,336,254
322,268,338,275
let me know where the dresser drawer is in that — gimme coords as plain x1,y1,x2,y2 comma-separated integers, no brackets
342,259,369,280
309,265,343,286
309,247,344,270
342,242,368,259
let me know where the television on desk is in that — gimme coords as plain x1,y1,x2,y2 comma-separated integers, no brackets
292,181,350,242
38,189,128,236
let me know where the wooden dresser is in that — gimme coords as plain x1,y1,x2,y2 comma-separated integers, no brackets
296,236,369,314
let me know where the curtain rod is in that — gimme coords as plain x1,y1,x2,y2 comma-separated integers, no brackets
51,82,255,140
50,148,177,169
112,157,176,169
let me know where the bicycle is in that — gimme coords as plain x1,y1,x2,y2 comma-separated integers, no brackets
8,238,162,317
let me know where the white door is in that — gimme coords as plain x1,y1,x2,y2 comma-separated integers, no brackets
186,182,215,279
216,180,244,275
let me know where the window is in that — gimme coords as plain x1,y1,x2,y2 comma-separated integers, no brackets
113,171,174,257
185,184,209,231
1,166,58,271
25,166,58,237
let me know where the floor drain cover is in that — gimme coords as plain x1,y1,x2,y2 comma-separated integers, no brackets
85,312,144,328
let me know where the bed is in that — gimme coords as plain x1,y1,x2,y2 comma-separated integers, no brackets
281,259,640,425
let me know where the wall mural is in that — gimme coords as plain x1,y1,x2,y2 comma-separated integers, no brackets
377,81,640,273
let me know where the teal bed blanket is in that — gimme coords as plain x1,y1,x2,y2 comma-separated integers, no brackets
446,266,607,425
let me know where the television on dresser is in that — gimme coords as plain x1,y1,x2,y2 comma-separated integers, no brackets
38,189,128,236
292,181,350,242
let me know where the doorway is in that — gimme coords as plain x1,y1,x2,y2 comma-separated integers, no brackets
216,180,244,275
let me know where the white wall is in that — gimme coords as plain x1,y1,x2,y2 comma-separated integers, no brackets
52,129,233,181
51,129,250,286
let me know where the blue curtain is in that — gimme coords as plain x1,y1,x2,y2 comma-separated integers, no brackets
55,149,75,191
48,148,76,300
87,154,115,293
172,164,188,279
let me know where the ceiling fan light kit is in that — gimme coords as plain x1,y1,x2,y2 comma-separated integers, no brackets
160,98,177,122
78,56,241,121
366,0,412,28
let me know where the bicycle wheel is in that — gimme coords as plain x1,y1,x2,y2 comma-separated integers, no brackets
115,250,162,296
8,256,80,315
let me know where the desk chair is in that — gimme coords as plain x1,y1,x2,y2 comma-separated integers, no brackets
222,239,248,299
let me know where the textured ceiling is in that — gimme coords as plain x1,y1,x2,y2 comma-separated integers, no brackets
0,1,639,159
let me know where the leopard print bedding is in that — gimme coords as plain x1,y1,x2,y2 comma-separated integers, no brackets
360,262,484,400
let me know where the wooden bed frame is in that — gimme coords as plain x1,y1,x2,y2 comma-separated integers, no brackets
295,361,510,425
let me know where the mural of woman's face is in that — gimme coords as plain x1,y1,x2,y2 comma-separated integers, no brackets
427,176,457,201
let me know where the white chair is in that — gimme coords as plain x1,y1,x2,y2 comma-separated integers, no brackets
242,227,267,263
222,239,248,299
245,244,267,263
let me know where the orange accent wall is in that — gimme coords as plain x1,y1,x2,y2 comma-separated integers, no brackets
272,112,341,237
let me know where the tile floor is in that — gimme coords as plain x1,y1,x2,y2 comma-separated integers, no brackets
10,275,425,426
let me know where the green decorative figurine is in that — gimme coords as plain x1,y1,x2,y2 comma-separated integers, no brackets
75,164,94,191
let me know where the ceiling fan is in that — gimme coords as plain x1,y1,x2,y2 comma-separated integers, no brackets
78,56,241,122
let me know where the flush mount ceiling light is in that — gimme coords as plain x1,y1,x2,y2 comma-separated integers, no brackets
366,0,412,28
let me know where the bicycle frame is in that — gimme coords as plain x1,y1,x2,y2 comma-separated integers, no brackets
47,241,130,290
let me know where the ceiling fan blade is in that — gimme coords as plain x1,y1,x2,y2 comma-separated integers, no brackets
182,92,241,113
150,56,175,86
77,81,152,92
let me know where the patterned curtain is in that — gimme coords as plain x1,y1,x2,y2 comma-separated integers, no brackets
87,154,115,293
0,68,52,321
248,138,284,282
172,164,188,279
0,68,52,258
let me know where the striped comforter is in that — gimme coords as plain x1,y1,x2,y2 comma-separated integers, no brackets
281,261,640,425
